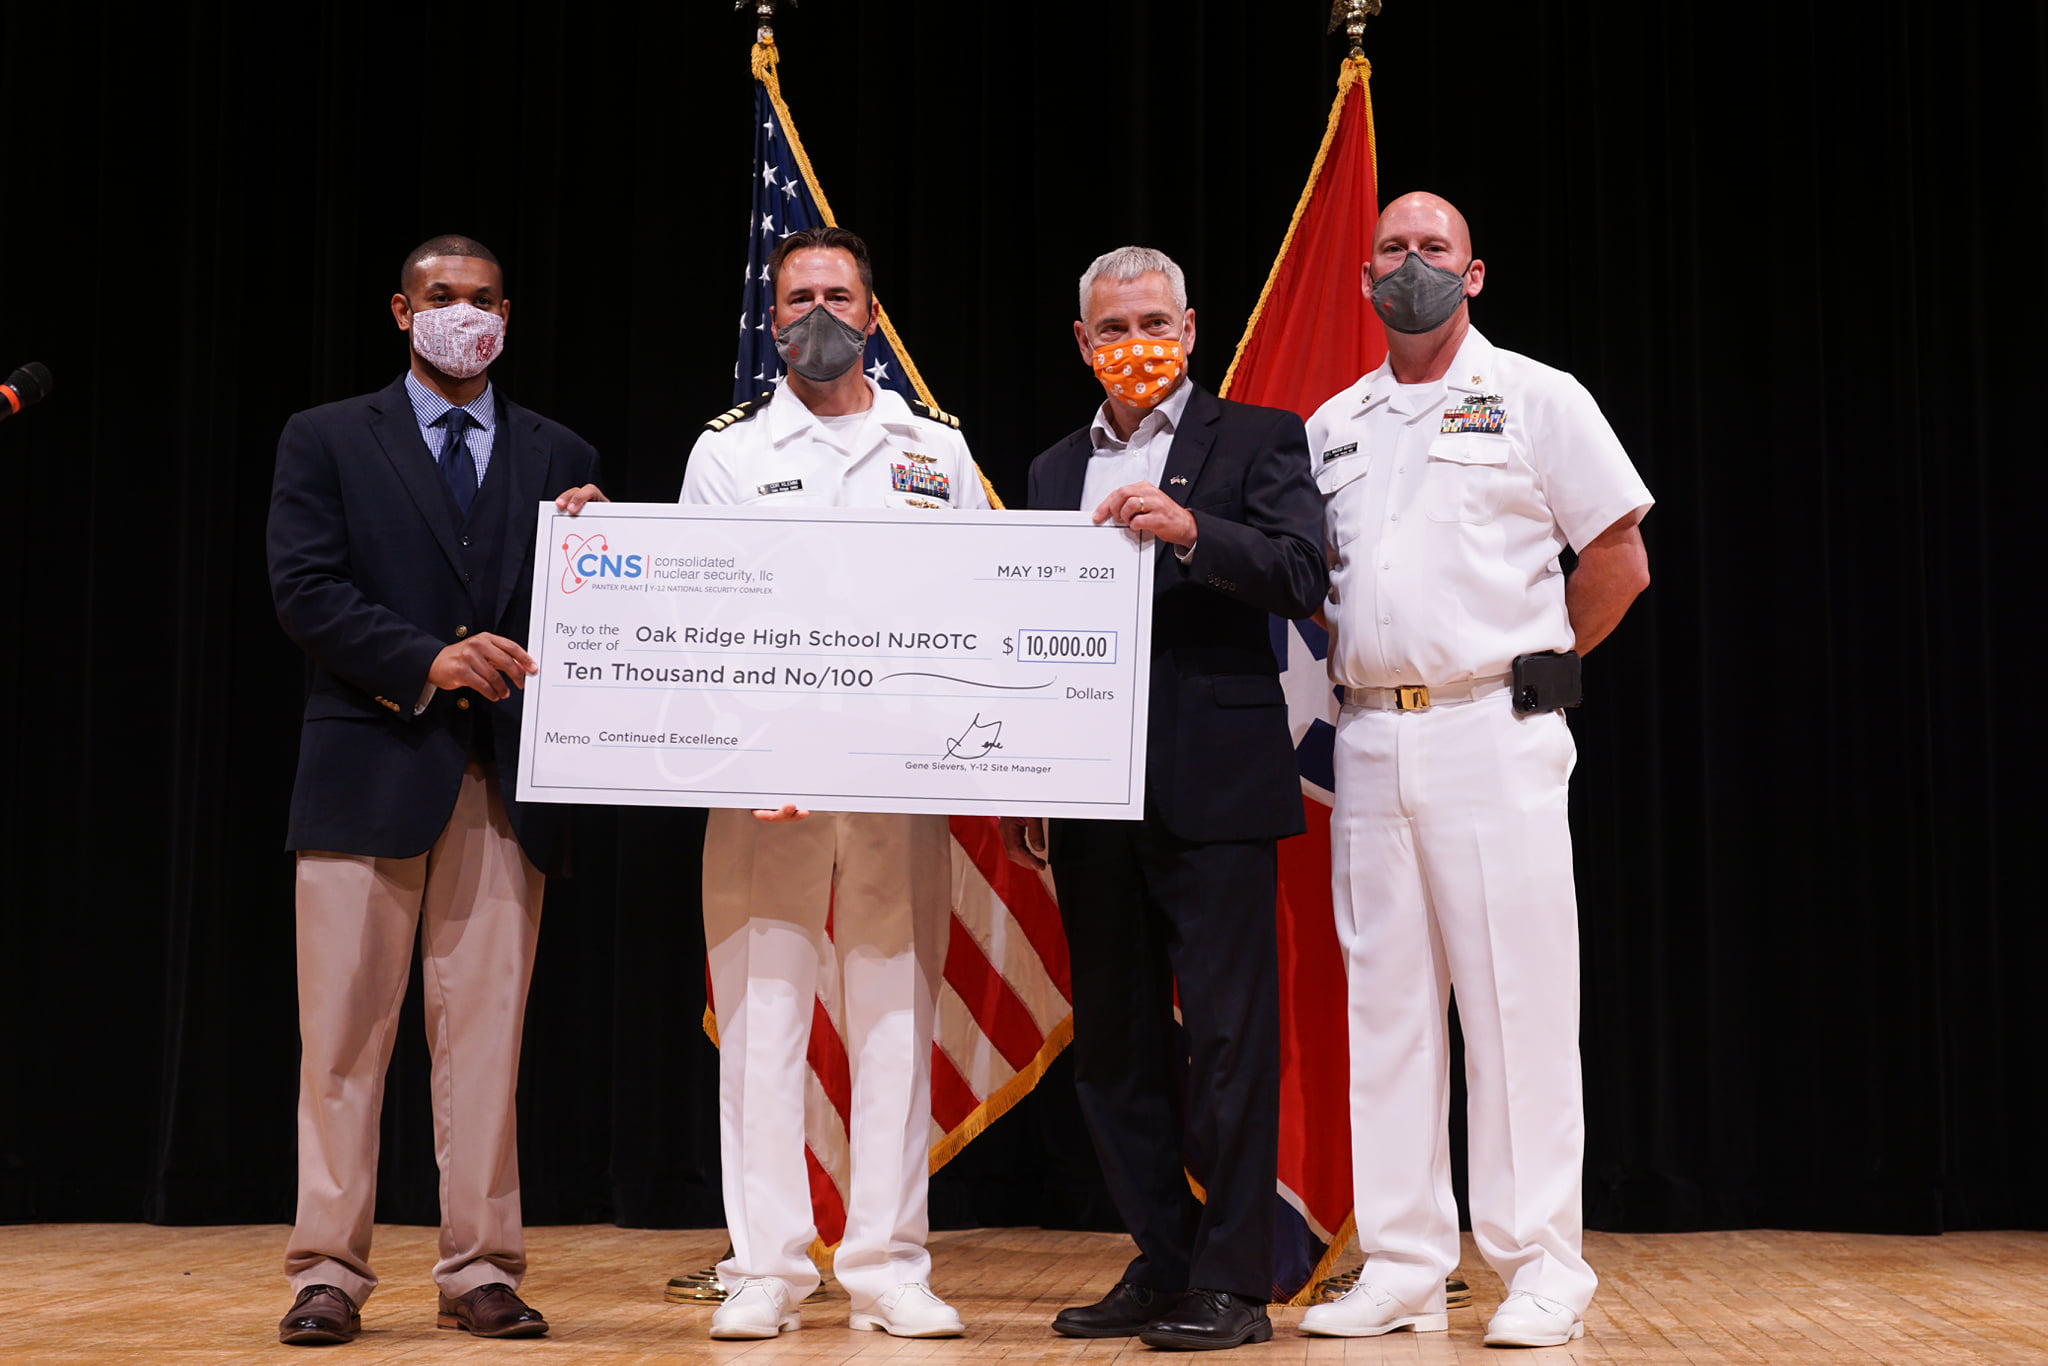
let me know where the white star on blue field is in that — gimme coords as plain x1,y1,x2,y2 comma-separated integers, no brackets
1271,616,1343,801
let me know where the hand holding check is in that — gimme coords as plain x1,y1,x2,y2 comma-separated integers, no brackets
1093,480,1196,548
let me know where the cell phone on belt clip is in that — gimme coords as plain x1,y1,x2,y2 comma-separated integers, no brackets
1511,650,1583,715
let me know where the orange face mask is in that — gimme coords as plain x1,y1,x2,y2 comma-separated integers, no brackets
1092,338,1186,409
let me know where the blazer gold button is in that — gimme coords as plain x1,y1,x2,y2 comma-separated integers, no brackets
455,625,469,638
457,698,471,710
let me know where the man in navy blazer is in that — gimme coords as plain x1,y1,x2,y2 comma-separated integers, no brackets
266,235,603,1346
1000,247,1326,1350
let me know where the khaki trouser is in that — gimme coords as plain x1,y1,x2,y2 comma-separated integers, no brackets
284,763,544,1307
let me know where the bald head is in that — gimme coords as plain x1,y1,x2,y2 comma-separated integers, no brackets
1372,191,1473,263
1362,190,1485,346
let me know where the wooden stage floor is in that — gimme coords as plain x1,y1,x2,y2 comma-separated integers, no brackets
2,1224,2043,1364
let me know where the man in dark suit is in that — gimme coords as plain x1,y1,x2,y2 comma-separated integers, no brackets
999,246,1326,1351
266,234,604,1346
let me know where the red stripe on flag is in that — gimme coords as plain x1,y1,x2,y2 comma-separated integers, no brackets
929,1041,981,1134
941,912,1045,1073
804,1143,847,1247
1275,793,1353,1247
949,814,1071,996
806,995,851,1127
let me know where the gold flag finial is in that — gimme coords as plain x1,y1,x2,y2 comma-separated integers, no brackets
737,0,795,45
1326,0,1383,60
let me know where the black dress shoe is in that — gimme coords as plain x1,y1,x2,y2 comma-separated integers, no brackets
1139,1288,1273,1351
1052,1281,1178,1338
436,1282,549,1338
279,1284,360,1346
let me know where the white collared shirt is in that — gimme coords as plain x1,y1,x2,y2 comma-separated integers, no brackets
1080,377,1194,512
1306,327,1653,689
680,377,989,512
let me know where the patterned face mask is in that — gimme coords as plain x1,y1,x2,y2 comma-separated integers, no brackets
409,302,506,379
1092,337,1186,409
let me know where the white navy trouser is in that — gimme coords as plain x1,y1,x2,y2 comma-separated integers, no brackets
1330,695,1597,1313
701,808,952,1308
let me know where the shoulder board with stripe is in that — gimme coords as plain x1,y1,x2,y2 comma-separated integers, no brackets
704,390,775,432
909,399,961,430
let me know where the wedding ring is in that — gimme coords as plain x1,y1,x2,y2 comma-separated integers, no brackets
1136,497,1148,514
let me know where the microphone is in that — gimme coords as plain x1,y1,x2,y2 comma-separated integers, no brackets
0,362,53,421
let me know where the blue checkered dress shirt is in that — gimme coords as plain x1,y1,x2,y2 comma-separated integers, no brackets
405,371,496,486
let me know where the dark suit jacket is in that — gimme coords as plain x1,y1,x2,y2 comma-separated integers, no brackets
267,374,599,871
1028,383,1326,842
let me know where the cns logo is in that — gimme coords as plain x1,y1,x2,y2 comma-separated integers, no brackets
559,533,644,593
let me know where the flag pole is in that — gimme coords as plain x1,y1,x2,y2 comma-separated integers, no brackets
736,0,789,44
1326,0,1381,59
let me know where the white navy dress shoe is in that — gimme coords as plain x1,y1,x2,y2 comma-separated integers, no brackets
849,1282,965,1337
709,1278,801,1339
1483,1291,1584,1347
1299,1280,1448,1337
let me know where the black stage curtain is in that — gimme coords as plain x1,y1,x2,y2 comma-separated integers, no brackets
2,0,2040,1238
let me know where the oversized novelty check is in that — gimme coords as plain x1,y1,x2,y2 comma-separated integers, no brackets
516,503,1154,818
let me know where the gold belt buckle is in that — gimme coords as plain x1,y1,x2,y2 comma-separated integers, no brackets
1395,684,1431,711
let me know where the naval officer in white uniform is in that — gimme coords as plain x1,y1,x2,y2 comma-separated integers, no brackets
1298,192,1652,1350
678,225,986,1341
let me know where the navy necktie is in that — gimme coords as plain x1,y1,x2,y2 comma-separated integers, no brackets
439,409,479,516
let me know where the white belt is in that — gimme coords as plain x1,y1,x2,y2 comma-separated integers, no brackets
1341,673,1512,713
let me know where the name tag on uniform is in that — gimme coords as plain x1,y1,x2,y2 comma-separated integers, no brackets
758,478,804,496
1440,396,1506,434
1321,442,1358,464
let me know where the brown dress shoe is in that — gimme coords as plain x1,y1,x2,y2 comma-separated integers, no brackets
437,1283,549,1338
279,1284,360,1345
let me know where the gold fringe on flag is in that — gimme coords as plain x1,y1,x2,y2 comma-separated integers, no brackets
1291,1210,1358,1306
925,1015,1075,1173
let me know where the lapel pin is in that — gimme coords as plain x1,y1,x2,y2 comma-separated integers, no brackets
1169,476,1188,486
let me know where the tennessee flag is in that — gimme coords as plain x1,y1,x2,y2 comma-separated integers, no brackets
710,38,1070,1260
1218,55,1385,1302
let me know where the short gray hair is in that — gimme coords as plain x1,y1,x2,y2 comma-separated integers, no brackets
1078,246,1188,324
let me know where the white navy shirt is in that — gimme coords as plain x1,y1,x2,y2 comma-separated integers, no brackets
680,377,989,512
1306,327,1653,689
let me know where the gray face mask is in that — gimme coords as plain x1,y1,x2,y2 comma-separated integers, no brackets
1369,251,1473,335
774,304,869,382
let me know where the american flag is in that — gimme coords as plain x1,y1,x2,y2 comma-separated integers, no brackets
733,44,930,410
1219,55,1386,1302
719,39,1071,1253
